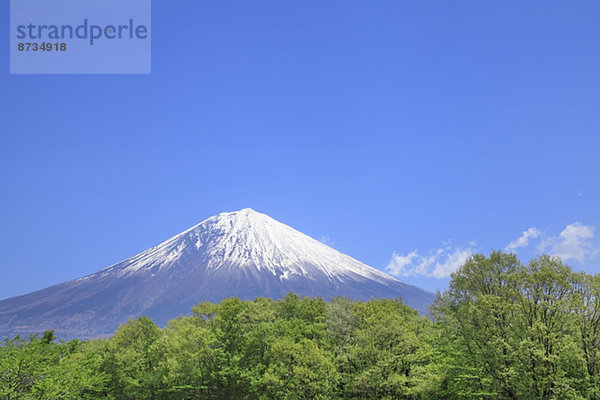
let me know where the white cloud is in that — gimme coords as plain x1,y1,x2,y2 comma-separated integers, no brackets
386,250,418,276
432,247,474,278
540,222,597,263
505,227,541,251
386,243,475,278
387,222,599,280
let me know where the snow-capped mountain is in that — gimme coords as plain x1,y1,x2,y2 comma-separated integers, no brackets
0,208,434,339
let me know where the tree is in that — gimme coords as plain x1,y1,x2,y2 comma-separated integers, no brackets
153,316,223,400
433,252,592,399
0,332,62,399
336,299,431,399
32,339,111,400
261,337,338,400
572,272,600,399
104,316,161,399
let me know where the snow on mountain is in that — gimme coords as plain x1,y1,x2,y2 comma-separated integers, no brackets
0,208,434,339
101,208,399,283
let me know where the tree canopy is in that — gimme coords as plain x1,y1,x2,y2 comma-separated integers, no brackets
1,252,598,399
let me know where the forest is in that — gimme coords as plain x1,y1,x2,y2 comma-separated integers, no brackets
1,252,599,399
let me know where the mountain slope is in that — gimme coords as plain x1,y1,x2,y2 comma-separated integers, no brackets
0,208,434,339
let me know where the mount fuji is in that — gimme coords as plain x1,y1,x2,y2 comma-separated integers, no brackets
0,208,434,339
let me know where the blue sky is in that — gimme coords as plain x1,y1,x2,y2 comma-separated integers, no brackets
1,0,599,297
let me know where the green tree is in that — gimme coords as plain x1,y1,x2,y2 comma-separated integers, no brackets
31,339,110,400
572,272,600,399
153,316,224,400
104,316,161,399
261,337,338,400
337,299,431,399
0,331,62,400
434,252,591,399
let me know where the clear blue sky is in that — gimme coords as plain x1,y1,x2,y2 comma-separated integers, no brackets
1,0,599,298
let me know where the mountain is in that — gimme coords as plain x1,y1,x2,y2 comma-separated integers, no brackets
0,208,434,339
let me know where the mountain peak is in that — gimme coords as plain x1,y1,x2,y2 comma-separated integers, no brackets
217,207,261,217
211,207,271,226
0,209,434,339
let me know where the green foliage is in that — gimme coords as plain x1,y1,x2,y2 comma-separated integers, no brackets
262,337,337,400
434,251,597,399
153,316,223,399
336,299,433,400
31,339,110,400
0,331,102,400
2,254,599,399
104,316,161,399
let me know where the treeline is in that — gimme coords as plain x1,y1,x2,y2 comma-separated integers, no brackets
1,252,599,399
